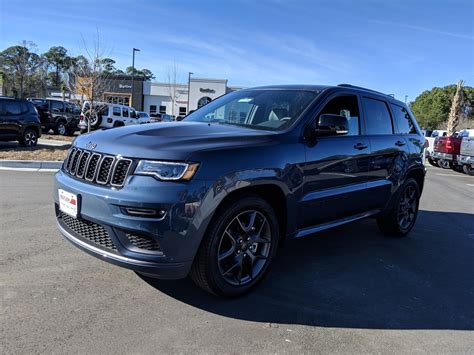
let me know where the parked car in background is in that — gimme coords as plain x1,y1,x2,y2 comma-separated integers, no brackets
28,98,81,136
458,129,474,175
137,111,151,123
433,135,463,170
79,102,141,132
0,97,41,146
150,113,175,123
424,130,447,166
54,84,426,297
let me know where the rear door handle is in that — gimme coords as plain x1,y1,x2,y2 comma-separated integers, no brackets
354,143,368,150
395,140,406,147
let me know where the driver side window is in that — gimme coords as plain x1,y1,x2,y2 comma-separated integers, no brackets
318,95,360,136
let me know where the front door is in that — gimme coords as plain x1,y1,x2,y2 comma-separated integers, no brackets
301,94,371,228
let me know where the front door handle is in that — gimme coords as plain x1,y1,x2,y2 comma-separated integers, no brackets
395,140,406,147
354,142,368,150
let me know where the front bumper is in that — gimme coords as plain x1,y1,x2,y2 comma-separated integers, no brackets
54,170,213,279
458,154,474,166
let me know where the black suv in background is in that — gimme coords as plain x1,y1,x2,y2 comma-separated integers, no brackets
55,84,426,297
0,97,41,146
29,99,81,135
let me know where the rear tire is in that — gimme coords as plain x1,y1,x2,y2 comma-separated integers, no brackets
190,195,279,297
55,121,68,136
19,128,38,147
377,178,420,237
438,160,452,169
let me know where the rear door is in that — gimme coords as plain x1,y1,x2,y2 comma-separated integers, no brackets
301,93,371,227
1,100,23,138
361,96,410,209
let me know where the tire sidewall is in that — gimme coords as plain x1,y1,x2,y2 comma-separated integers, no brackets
57,121,67,136
21,129,38,147
205,196,279,297
396,178,420,235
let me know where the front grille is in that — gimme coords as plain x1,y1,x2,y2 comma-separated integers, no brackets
59,211,117,251
63,147,132,188
126,233,162,251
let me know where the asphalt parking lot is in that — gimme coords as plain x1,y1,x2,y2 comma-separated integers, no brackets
1,167,473,354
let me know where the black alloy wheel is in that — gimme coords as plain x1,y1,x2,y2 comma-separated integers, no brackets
217,210,272,286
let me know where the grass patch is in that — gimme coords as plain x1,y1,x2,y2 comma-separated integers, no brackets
41,134,76,142
0,146,69,161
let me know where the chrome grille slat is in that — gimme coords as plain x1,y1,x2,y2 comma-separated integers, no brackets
63,148,132,188
85,153,101,181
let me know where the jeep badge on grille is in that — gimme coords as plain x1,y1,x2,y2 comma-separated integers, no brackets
85,141,97,150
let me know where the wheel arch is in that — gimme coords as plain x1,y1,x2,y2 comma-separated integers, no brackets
405,167,425,193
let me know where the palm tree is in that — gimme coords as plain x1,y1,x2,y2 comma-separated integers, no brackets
447,80,464,136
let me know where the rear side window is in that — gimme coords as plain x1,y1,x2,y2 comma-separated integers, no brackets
113,107,121,116
122,107,129,117
4,101,22,115
362,98,393,135
391,104,416,134
51,101,64,113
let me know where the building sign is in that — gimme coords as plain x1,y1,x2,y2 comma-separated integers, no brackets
200,88,215,94
119,84,132,89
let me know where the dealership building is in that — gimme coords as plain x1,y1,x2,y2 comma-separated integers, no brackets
143,77,242,117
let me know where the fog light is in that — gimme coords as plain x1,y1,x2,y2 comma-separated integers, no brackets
123,207,167,219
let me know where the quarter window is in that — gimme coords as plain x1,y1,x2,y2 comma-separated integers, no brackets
4,101,22,115
391,104,416,134
318,95,360,136
362,98,393,135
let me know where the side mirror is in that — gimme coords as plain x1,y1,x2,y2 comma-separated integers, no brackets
313,114,349,137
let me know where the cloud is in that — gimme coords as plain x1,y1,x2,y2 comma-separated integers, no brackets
370,20,474,40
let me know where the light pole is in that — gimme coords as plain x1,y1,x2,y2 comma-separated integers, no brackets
404,95,408,104
130,48,140,107
187,71,193,114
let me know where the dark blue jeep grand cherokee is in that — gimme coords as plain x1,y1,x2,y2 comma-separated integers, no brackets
54,84,425,297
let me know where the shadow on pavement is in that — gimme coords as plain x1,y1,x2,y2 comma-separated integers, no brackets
139,210,474,330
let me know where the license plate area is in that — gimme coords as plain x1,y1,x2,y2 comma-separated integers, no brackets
59,189,79,218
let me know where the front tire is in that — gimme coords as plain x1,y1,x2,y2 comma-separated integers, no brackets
427,157,438,167
377,178,420,237
463,164,474,176
19,128,38,147
438,160,452,169
190,195,279,297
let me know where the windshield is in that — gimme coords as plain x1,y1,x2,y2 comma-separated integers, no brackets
185,89,319,130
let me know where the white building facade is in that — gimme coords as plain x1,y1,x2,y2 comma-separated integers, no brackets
143,78,241,117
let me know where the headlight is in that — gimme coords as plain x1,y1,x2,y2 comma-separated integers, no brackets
134,160,199,181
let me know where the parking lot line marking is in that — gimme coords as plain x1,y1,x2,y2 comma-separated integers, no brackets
435,173,469,177
467,184,474,186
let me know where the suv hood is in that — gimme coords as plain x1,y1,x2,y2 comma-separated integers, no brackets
74,122,276,160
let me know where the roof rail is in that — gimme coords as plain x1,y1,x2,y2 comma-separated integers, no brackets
337,84,388,96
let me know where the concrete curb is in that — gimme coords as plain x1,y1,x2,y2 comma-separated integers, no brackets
38,139,71,147
0,160,62,172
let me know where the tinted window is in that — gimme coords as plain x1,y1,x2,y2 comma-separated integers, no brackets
122,107,129,117
51,101,64,113
113,107,121,116
362,98,393,135
179,106,187,116
130,109,137,118
4,101,22,115
318,95,360,135
150,105,157,114
391,104,416,134
159,105,166,114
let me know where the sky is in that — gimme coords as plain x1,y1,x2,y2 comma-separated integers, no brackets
0,0,473,101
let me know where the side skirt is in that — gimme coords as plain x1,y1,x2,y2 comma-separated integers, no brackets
291,209,381,239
